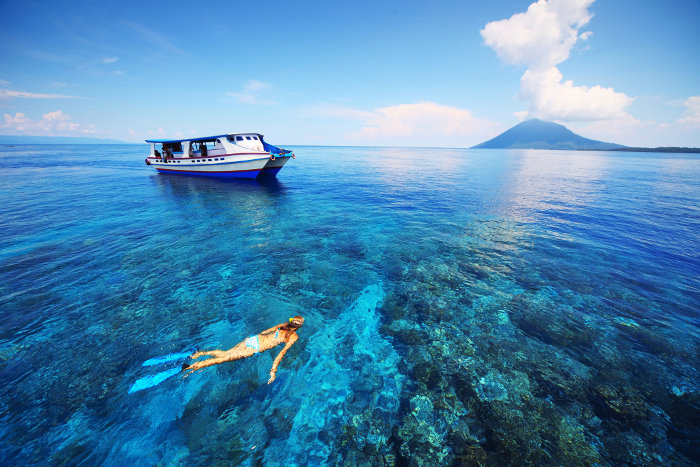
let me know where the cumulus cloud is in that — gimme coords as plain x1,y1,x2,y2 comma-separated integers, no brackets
568,96,700,147
0,110,96,135
482,0,593,70
3,112,29,127
678,96,700,126
570,115,644,146
520,67,633,120
147,128,166,136
316,101,498,147
482,0,632,122
226,80,275,105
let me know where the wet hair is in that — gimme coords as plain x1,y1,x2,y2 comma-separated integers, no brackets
280,316,304,333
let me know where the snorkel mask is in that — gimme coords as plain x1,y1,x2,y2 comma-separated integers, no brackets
289,316,304,328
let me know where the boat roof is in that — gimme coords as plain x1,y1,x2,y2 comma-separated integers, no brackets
145,133,262,144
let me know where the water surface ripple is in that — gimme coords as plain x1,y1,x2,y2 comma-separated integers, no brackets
0,145,698,465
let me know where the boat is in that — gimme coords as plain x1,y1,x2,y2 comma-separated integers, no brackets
144,133,294,179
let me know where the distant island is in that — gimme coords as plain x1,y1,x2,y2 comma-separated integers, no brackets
2,127,698,152
473,118,624,150
0,135,128,144
472,119,699,153
593,147,700,154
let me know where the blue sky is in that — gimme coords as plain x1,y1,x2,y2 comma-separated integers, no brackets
1,0,698,147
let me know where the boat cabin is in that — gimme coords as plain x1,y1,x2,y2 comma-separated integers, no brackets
147,133,266,159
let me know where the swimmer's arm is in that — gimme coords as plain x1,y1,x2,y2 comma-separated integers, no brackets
260,323,284,336
267,334,298,384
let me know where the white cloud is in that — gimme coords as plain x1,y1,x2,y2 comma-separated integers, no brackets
520,67,634,120
482,0,632,123
101,57,119,64
481,0,594,71
571,105,700,147
570,115,643,146
318,101,499,147
0,110,97,135
0,88,78,99
226,80,275,105
678,96,700,127
3,112,29,128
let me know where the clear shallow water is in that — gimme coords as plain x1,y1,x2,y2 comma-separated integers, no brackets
0,144,698,465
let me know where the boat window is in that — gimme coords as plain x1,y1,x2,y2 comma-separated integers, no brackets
246,136,252,140
236,136,244,141
252,136,258,140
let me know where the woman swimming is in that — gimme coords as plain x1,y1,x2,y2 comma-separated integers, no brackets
182,315,304,384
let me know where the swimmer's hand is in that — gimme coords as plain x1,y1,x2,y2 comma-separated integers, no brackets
267,371,276,384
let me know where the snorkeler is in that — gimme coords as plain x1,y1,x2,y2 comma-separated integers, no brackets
182,316,304,384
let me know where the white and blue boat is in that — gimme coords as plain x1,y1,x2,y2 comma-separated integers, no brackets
144,133,294,179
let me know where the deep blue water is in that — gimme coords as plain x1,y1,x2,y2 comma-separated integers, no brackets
0,144,698,465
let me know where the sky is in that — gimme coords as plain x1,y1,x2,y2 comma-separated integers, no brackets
1,0,698,147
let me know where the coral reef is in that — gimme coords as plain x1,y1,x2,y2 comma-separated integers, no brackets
1,146,697,465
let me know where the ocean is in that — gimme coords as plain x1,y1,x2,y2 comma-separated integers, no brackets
0,144,698,465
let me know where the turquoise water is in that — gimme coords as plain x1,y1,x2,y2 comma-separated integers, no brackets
1,144,698,465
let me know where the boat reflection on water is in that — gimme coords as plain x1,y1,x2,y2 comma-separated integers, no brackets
151,170,287,209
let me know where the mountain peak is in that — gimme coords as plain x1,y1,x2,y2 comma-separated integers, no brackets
473,119,624,150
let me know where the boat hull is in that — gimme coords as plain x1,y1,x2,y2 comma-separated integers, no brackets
259,155,291,177
154,167,262,179
148,156,269,179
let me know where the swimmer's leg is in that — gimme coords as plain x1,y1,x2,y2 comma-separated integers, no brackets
181,342,256,373
184,356,229,372
190,350,227,360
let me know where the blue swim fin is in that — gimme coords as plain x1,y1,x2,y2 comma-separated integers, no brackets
128,367,181,393
142,351,193,367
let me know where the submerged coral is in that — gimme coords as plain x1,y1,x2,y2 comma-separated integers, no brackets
1,146,697,465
